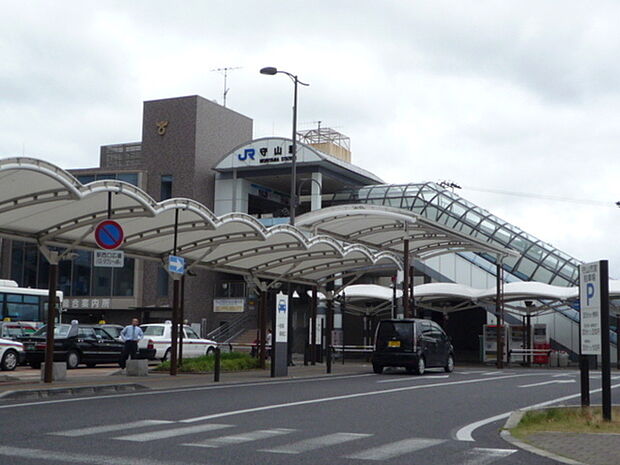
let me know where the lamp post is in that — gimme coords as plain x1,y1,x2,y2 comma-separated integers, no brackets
260,66,309,226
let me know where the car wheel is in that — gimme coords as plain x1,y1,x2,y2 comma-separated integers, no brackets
1,350,18,371
413,356,425,375
66,350,80,369
444,354,454,373
29,361,41,369
206,347,215,357
162,349,171,362
372,363,383,374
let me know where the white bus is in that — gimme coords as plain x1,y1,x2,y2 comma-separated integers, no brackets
0,279,63,324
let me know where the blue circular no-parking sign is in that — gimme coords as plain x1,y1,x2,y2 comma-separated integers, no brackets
94,220,124,250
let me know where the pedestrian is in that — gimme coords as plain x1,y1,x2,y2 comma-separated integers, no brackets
119,317,144,369
266,329,273,357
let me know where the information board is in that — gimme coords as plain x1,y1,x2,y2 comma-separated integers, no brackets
580,262,602,355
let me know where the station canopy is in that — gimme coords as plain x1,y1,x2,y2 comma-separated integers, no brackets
413,281,620,315
295,204,518,260
0,158,401,286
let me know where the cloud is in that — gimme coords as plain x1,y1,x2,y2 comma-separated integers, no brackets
1,0,619,275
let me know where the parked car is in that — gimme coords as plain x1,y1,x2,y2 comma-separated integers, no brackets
371,318,454,375
20,324,156,369
139,322,217,361
0,321,38,340
100,324,123,341
0,337,25,371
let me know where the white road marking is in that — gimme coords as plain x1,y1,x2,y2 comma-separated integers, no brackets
552,373,577,377
0,373,376,410
345,438,445,460
0,445,202,465
377,375,449,383
115,423,232,442
460,447,516,465
259,432,370,454
50,419,174,437
180,373,535,423
183,428,296,448
454,382,620,441
519,380,576,388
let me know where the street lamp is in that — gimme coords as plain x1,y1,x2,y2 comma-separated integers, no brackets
260,66,309,226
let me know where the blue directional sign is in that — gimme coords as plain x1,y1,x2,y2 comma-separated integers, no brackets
168,255,185,275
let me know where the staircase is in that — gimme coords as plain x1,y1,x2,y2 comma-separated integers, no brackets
207,312,256,344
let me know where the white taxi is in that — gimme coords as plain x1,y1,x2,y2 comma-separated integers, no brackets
0,337,25,371
139,322,217,361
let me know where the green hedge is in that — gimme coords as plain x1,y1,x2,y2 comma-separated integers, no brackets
155,351,261,373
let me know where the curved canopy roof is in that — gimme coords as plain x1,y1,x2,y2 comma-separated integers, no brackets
296,204,518,260
414,281,620,314
0,158,401,286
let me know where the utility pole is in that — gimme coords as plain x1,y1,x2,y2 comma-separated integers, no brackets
211,67,242,107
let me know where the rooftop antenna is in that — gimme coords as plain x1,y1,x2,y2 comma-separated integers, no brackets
211,67,242,107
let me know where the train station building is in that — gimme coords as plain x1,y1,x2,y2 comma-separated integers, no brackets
0,94,616,363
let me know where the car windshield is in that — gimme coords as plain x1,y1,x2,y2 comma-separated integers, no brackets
103,326,121,337
32,325,71,338
142,326,165,336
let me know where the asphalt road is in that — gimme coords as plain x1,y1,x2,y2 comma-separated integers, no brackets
0,367,618,465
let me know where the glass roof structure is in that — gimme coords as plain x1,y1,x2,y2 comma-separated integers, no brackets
325,182,582,286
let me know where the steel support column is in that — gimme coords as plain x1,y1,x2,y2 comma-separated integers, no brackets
43,257,58,384
259,289,267,369
495,263,504,369
310,287,317,365
326,296,333,374
403,239,409,318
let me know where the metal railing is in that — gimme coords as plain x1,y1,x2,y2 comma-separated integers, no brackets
206,312,255,343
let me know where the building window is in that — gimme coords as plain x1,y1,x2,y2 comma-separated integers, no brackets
157,268,169,297
7,241,136,298
160,175,173,200
113,258,135,296
75,173,139,187
215,281,246,298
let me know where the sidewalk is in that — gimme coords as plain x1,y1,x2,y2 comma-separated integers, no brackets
503,410,620,465
524,431,619,465
0,361,373,400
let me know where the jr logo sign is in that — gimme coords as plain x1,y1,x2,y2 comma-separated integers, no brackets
237,148,255,161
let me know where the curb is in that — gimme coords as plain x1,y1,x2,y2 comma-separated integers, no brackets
500,410,586,465
0,383,149,401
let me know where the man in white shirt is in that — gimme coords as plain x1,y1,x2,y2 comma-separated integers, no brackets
119,318,144,369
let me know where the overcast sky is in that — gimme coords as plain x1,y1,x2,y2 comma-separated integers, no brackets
2,1,619,277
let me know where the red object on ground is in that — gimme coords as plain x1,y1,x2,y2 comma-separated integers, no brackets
534,343,551,364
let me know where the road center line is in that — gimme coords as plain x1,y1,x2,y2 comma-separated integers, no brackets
180,374,534,423
377,375,449,383
454,382,620,442
0,373,375,410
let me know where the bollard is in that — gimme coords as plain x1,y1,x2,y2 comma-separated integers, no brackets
214,347,221,382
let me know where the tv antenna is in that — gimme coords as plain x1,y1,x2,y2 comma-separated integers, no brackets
211,66,242,107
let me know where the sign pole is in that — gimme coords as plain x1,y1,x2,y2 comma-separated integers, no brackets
600,261,611,421
272,291,289,377
579,260,612,419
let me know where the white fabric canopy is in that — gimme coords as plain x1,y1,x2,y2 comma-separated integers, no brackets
0,157,401,285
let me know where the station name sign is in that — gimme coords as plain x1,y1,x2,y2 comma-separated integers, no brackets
237,145,293,165
216,138,323,170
